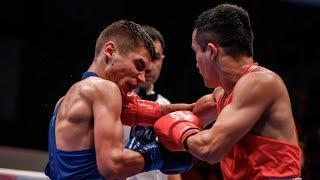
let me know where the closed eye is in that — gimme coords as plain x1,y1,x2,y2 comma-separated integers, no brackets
154,53,161,60
135,59,145,71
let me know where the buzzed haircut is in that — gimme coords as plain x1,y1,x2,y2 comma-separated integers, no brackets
194,3,254,58
95,20,155,60
142,25,165,50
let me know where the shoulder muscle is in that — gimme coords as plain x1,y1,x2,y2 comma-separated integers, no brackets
233,71,277,110
78,78,122,112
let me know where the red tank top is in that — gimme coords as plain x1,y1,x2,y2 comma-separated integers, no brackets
217,63,301,179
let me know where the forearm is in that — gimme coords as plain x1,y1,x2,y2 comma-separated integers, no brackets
160,103,195,116
122,91,195,126
119,149,145,176
100,149,144,179
185,129,230,164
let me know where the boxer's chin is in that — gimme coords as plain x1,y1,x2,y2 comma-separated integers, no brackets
119,85,131,97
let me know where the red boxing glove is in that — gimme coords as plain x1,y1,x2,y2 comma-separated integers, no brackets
121,92,161,126
154,111,202,151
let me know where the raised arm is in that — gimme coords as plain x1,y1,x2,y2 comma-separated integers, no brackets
93,81,144,179
186,73,275,163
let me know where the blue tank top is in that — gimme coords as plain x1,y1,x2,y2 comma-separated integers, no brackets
45,71,104,180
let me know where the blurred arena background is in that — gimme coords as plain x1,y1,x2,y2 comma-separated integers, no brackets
0,0,319,179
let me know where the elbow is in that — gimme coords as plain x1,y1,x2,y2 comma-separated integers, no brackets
207,148,229,164
196,146,216,164
97,159,125,179
197,135,232,164
96,149,144,179
199,145,229,164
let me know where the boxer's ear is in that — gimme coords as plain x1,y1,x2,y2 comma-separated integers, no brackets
207,43,218,60
103,41,116,64
103,41,115,55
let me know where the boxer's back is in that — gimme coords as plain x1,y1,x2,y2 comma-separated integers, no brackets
249,67,299,146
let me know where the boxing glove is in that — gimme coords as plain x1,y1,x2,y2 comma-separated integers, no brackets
125,125,156,150
130,126,157,143
121,92,161,126
127,140,192,174
125,126,192,174
154,111,202,151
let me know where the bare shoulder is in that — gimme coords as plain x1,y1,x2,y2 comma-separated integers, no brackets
237,67,282,90
54,96,65,109
233,67,284,105
74,77,122,103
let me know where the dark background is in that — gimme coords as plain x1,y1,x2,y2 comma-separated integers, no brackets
0,0,319,178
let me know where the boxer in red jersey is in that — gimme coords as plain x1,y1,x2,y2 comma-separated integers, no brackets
154,3,302,180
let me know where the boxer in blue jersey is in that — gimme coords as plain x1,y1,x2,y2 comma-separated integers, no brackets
45,20,193,180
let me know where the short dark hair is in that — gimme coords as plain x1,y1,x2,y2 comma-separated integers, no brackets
193,3,253,57
142,25,165,50
95,20,155,59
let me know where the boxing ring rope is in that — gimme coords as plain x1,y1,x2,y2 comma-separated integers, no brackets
0,146,49,180
0,168,49,180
